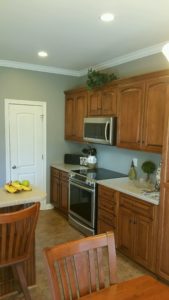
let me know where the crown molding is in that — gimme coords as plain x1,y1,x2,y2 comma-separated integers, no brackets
0,41,167,77
79,41,167,76
0,60,81,77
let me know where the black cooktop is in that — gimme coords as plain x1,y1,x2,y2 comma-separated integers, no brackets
72,168,127,181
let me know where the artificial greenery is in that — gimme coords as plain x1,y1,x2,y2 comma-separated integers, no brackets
141,160,156,181
86,68,117,90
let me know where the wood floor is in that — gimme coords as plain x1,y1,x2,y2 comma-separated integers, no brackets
4,209,150,299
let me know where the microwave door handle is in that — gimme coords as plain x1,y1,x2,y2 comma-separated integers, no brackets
105,121,110,142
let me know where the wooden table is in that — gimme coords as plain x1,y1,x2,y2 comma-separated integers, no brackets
80,276,169,300
0,186,46,297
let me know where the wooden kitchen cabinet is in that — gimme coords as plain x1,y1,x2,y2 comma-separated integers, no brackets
50,167,60,207
88,86,117,116
142,76,169,152
50,167,69,217
97,185,119,246
117,73,169,153
118,193,158,272
65,88,88,142
117,81,145,150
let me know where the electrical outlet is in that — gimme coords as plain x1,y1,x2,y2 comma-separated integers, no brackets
133,158,138,167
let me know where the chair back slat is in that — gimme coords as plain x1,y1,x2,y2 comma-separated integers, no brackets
1,224,7,261
65,256,79,299
96,247,105,289
7,222,15,259
43,232,117,300
88,248,97,292
58,258,71,299
74,251,90,297
0,202,40,267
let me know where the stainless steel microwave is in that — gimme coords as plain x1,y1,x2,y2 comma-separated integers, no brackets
83,116,117,145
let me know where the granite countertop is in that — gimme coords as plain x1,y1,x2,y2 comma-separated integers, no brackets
0,186,46,208
51,162,87,172
97,177,160,205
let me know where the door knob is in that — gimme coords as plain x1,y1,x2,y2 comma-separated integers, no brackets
12,165,17,169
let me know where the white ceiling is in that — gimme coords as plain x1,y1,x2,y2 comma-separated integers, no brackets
1,0,169,76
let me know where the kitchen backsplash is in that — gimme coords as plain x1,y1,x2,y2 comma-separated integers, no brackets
78,143,161,183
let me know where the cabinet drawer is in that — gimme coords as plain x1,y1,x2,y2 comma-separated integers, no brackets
98,185,116,201
98,209,116,228
120,194,133,209
120,193,155,219
132,200,155,219
60,171,69,181
99,198,117,213
51,167,60,178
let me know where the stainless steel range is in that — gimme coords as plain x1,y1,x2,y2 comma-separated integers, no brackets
68,168,126,236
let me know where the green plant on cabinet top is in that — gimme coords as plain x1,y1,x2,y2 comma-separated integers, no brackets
86,68,117,90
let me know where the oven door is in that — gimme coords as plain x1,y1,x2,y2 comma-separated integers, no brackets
69,181,95,229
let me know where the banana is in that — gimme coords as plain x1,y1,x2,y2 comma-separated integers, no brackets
11,182,23,191
4,181,32,193
4,184,18,193
20,185,32,191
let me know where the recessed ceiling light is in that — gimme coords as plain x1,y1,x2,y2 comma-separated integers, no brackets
38,51,48,57
162,43,169,62
100,13,114,22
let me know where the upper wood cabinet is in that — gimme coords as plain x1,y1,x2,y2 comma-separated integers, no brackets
117,81,145,150
117,74,169,153
88,86,117,116
142,76,169,152
65,89,88,142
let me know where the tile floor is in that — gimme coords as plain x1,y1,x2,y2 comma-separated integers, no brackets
5,209,150,299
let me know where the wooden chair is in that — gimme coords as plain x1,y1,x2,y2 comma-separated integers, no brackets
43,231,117,300
0,202,40,300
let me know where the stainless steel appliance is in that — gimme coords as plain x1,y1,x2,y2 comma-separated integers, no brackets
83,116,117,145
69,168,126,236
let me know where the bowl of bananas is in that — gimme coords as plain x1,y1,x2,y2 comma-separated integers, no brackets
4,180,32,193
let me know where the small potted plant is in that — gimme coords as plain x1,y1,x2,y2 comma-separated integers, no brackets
86,68,117,90
141,160,156,182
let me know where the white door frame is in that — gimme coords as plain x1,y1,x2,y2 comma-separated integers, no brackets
5,99,47,196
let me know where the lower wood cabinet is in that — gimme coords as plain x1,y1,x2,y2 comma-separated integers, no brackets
118,193,158,272
97,185,119,246
50,167,68,217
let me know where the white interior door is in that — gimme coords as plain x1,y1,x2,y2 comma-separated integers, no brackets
5,100,46,192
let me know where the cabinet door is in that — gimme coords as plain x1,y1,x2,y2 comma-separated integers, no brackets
118,206,134,257
101,87,117,116
142,77,169,152
157,99,169,280
134,215,155,271
50,169,60,207
117,82,145,150
65,96,75,139
74,92,88,141
60,180,68,216
88,91,101,116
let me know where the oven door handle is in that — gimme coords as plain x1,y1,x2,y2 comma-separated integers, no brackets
69,181,94,193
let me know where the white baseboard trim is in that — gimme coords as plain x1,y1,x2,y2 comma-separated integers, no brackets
41,202,54,210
